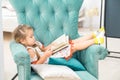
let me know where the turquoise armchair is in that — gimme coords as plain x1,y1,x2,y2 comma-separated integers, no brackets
9,0,108,80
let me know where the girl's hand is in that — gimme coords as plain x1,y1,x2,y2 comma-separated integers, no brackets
64,52,73,60
44,49,53,57
64,44,74,60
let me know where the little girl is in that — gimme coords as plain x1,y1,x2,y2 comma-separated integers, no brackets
13,24,104,64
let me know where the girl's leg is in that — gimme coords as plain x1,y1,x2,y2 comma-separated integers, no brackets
71,39,95,53
72,27,105,44
72,33,94,44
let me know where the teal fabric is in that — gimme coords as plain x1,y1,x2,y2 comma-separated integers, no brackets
75,45,108,78
31,71,43,80
9,0,108,80
75,71,97,80
10,41,31,80
49,57,86,71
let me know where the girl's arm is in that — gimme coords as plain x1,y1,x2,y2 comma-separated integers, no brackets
27,48,53,64
36,49,53,64
27,48,37,59
44,44,52,51
35,41,46,51
35,41,55,51
44,42,56,51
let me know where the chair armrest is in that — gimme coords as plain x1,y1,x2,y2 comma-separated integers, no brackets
10,41,31,80
75,45,108,78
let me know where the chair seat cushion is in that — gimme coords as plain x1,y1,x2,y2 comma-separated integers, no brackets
48,57,86,71
75,71,97,80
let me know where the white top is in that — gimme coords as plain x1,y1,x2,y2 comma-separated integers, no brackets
27,41,49,64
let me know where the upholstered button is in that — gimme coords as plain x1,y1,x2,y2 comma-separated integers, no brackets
46,26,49,31
65,9,69,13
21,9,25,13
37,10,41,15
51,10,55,14
60,26,63,30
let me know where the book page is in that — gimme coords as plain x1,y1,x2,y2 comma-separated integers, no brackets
51,45,71,58
50,34,69,53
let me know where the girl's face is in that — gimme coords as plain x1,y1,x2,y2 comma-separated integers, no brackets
22,29,36,46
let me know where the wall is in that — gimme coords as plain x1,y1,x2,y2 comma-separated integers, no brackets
82,0,101,28
0,0,4,79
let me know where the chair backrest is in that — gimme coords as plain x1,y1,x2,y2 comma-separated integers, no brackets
9,0,83,46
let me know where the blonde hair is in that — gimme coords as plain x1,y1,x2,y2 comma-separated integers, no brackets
13,24,41,59
13,24,33,43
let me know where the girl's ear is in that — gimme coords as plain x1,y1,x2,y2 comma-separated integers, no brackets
20,39,26,44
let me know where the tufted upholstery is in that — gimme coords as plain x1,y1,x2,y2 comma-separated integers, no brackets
9,0,108,80
10,0,83,46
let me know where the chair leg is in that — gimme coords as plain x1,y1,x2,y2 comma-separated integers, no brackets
11,73,18,80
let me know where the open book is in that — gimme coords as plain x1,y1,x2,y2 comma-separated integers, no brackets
50,34,69,53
